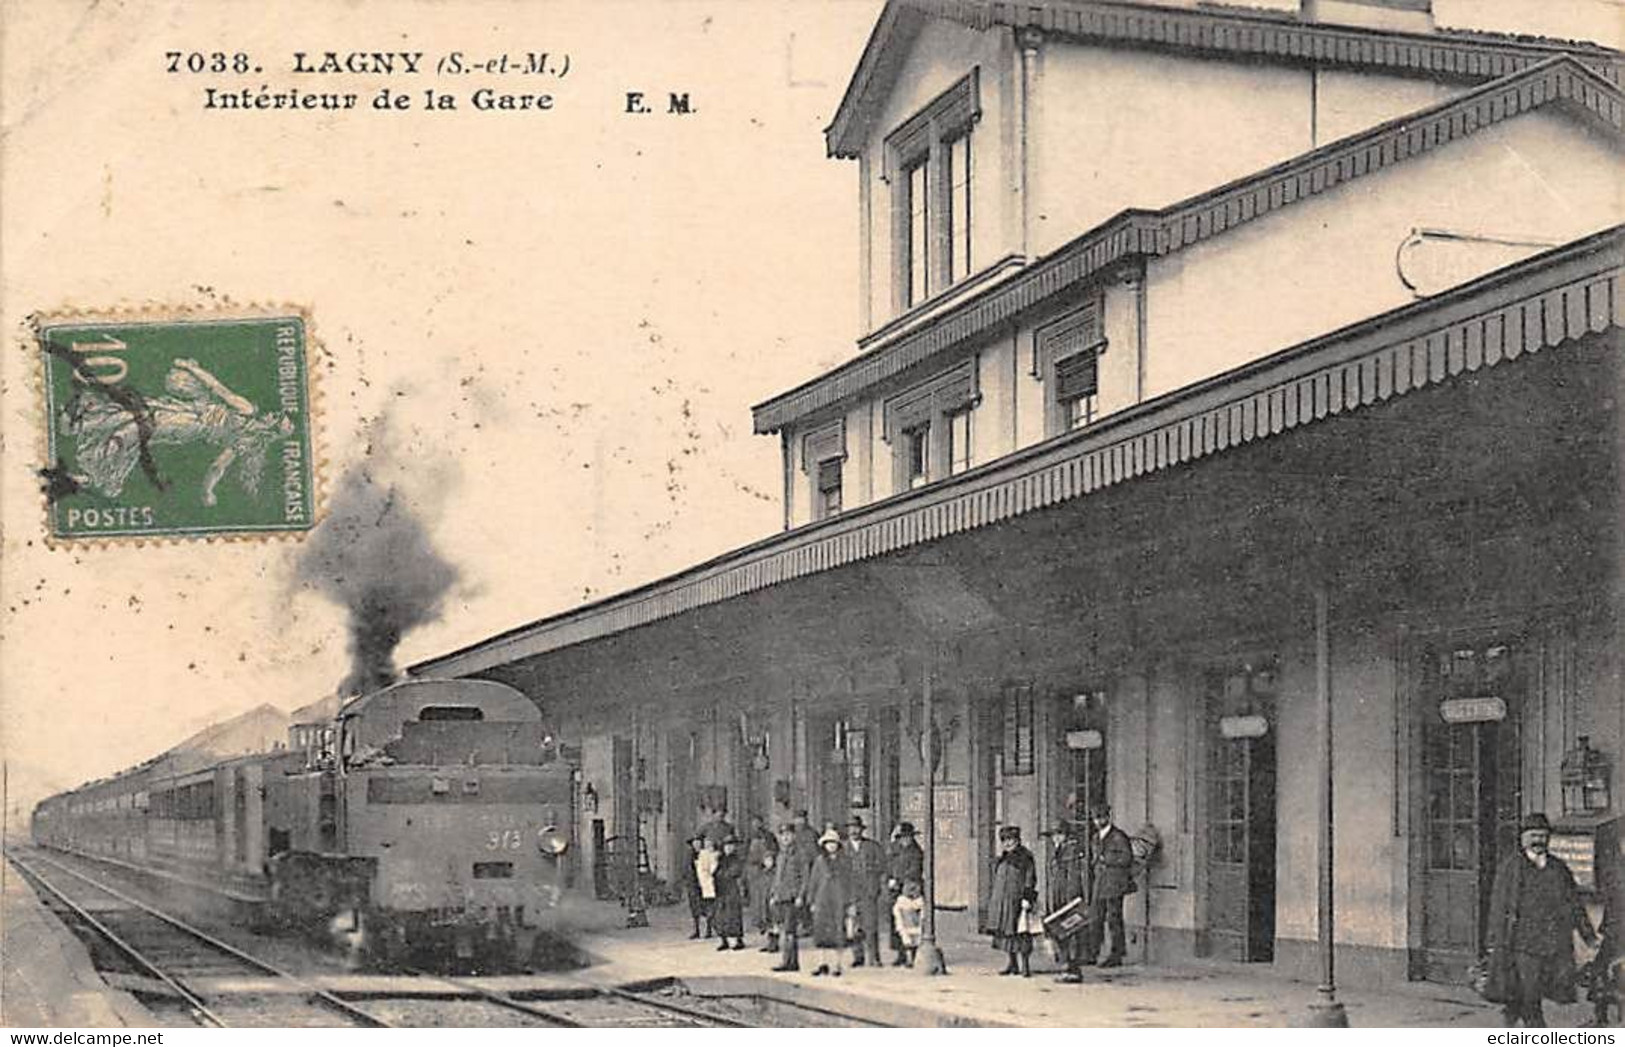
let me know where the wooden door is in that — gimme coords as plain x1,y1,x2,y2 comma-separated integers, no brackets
874,708,901,837
807,714,844,829
1420,640,1523,983
666,729,694,878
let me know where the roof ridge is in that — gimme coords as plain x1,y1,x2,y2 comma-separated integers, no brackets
1150,53,1620,229
829,0,1623,158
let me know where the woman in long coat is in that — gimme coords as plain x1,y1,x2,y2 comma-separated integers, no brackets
745,816,779,939
678,835,705,939
987,825,1039,976
711,837,749,951
805,829,853,977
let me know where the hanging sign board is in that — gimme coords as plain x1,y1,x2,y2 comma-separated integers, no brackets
1065,729,1104,751
1219,715,1269,739
901,785,971,908
1440,697,1507,724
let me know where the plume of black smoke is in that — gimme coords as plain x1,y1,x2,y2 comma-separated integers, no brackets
295,461,459,698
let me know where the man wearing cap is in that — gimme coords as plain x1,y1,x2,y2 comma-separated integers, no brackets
884,822,925,964
1486,812,1597,1026
745,814,779,947
1085,805,1135,968
844,816,886,967
768,822,812,972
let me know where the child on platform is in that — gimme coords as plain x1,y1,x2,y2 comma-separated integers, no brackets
892,880,924,968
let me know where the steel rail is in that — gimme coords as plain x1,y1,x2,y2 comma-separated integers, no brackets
405,966,753,1028
7,851,228,1027
401,967,583,1026
10,849,394,1028
590,983,755,1028
611,980,895,1028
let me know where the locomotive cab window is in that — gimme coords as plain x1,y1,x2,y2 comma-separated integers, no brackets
418,705,484,722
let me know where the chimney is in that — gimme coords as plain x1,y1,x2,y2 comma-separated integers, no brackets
1301,0,1434,32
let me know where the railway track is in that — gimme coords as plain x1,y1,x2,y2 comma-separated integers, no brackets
10,848,770,1027
12,846,882,1028
400,966,754,1028
7,850,392,1028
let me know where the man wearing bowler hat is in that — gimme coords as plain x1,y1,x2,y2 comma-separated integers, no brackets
1486,812,1597,1026
844,815,886,967
1085,804,1135,968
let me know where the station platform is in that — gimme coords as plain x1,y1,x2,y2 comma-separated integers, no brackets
570,899,1594,1028
1,855,152,1028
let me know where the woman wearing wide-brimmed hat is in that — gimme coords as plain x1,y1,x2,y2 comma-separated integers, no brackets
987,825,1039,976
806,828,854,976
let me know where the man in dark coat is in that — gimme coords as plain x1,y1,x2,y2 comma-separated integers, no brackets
1048,818,1092,981
843,816,886,967
1085,804,1135,968
711,836,749,950
1486,812,1597,1027
884,822,924,964
768,823,812,972
745,814,779,944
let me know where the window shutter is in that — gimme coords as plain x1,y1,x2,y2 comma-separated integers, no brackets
883,357,978,443
1054,349,1099,402
1032,302,1103,377
801,419,846,470
1004,684,1035,776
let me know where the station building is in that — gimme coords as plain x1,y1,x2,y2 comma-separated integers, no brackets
414,0,1624,988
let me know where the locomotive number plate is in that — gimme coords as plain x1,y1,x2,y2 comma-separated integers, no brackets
486,829,524,851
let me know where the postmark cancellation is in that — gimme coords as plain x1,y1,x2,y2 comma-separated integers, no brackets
36,312,317,541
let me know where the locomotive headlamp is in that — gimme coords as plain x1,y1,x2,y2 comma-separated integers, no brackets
537,825,570,856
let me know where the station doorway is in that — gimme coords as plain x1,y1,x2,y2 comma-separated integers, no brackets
1418,637,1525,984
1204,663,1279,963
1057,687,1110,822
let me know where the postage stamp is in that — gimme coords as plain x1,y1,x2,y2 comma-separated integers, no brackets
37,314,316,541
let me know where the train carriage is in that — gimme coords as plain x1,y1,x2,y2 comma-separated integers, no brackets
32,677,573,966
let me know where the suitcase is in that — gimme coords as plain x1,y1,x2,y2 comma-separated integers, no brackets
1042,896,1092,943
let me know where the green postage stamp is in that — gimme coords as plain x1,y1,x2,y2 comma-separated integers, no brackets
38,314,316,541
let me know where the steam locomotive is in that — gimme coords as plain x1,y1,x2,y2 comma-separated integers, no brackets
31,678,573,966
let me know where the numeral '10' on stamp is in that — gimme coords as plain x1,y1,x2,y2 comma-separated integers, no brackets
38,315,316,541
